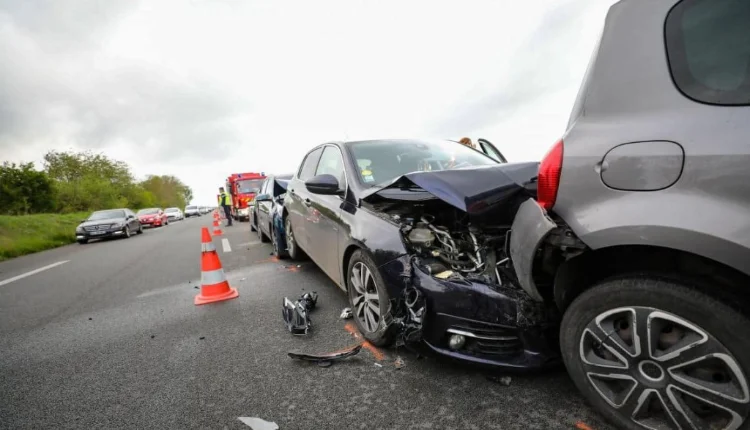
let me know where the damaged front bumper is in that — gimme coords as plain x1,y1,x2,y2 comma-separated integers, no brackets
411,265,560,370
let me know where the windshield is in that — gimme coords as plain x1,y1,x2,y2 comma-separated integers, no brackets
88,210,125,220
137,208,160,215
165,208,179,212
348,139,498,187
186,206,197,210
236,179,264,194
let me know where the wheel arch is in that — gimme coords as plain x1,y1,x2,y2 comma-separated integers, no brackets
553,244,750,314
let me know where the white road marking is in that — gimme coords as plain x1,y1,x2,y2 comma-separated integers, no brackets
0,260,70,287
238,417,279,429
222,238,232,253
235,241,260,248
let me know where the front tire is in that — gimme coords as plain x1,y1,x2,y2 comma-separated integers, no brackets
284,216,305,260
137,224,143,234
271,224,287,258
258,220,269,243
124,226,131,238
77,239,88,245
250,213,257,232
560,276,750,430
346,250,396,347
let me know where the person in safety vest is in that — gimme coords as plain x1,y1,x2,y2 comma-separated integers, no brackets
218,187,233,226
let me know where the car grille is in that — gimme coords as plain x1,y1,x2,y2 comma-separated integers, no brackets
84,224,113,232
449,320,522,357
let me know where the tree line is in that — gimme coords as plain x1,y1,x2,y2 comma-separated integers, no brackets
0,151,193,215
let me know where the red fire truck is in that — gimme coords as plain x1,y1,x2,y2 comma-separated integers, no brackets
225,172,266,221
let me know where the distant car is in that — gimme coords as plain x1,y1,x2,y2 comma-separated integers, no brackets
164,207,183,221
184,205,201,217
251,173,293,257
137,208,169,227
75,209,143,244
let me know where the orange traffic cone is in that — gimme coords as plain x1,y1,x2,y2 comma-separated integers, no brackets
195,227,238,305
212,219,223,236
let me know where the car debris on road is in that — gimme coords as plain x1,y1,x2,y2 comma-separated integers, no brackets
339,307,352,319
281,291,318,335
287,343,363,367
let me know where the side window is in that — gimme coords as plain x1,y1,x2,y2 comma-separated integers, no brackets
315,146,346,190
260,179,270,196
298,148,323,181
665,0,750,105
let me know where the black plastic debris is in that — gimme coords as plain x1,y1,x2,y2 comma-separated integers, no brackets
199,336,205,340
288,343,362,366
282,291,318,335
88,317,93,321
486,375,512,386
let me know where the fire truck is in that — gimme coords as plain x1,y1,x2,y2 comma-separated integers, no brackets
225,172,266,221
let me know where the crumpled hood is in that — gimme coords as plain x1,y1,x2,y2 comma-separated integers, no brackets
361,162,539,215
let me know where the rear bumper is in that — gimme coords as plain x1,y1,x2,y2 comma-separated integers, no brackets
509,199,558,302
412,265,560,370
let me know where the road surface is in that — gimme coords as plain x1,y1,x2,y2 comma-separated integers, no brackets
0,215,612,429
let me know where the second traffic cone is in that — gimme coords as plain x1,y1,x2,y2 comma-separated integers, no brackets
212,218,223,236
195,227,238,305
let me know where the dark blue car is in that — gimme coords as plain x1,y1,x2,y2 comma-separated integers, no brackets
251,173,293,257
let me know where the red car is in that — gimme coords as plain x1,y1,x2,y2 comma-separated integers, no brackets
136,208,169,228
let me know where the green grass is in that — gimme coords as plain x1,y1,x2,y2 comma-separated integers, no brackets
0,212,89,261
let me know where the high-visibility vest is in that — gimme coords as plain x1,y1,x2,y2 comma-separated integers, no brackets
219,192,232,206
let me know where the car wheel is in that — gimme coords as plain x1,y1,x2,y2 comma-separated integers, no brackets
137,224,143,235
258,220,269,243
77,239,88,245
271,224,287,258
124,226,131,238
250,213,257,232
347,250,396,347
284,216,305,260
560,276,750,430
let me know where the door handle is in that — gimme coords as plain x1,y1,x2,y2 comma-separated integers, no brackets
304,198,312,207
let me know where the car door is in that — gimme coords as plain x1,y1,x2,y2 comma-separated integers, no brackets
258,178,273,235
287,147,323,253
126,209,138,230
477,138,507,163
306,145,347,280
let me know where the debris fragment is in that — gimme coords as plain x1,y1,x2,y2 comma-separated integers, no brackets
374,363,383,368
339,307,353,319
199,336,205,340
238,417,279,430
395,356,405,369
240,277,246,281
150,335,155,339
486,375,512,386
88,317,93,321
282,291,318,335
194,286,199,289
575,421,594,430
288,343,362,365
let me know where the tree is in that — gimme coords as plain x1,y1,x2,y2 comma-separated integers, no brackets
0,162,57,215
140,175,193,209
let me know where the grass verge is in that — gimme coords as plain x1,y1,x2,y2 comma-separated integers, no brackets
0,213,88,261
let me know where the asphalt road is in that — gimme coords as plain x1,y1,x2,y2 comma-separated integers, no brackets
0,215,613,430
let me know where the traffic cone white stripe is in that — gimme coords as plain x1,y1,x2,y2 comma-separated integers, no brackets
201,242,216,252
201,268,226,285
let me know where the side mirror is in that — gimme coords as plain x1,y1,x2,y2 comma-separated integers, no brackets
255,193,272,202
81,219,88,223
305,174,341,195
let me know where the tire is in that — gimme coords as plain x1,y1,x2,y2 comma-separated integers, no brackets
271,224,287,259
250,213,257,232
258,220,270,243
137,224,143,235
124,226,131,238
560,276,750,430
346,249,396,347
284,216,306,260
77,239,88,245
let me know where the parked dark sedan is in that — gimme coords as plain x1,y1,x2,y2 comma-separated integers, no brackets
251,173,293,257
75,208,143,244
283,139,558,369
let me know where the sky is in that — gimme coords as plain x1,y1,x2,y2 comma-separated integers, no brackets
0,0,616,206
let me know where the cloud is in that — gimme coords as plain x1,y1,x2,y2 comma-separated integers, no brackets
0,0,615,204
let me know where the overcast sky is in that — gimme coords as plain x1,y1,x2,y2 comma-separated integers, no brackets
1,0,615,205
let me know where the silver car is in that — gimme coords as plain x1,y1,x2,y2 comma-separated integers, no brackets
164,207,183,221
510,0,750,428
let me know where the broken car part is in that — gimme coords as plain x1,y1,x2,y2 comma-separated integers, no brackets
287,343,363,364
281,291,318,335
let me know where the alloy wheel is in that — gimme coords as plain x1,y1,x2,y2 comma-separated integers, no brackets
350,262,381,334
579,306,749,429
124,226,131,238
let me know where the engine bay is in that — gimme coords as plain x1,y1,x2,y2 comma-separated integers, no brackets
378,199,523,291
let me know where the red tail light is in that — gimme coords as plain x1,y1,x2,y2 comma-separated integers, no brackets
537,139,564,211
